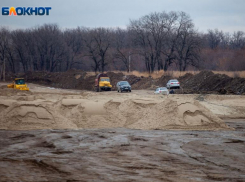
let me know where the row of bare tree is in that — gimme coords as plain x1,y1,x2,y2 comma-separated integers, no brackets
0,11,245,79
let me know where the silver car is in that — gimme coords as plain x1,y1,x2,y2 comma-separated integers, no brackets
166,79,180,89
154,87,169,95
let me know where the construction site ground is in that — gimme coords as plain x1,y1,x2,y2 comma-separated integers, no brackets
0,82,245,181
5,70,245,95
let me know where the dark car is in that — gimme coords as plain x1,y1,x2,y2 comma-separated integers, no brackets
116,81,131,92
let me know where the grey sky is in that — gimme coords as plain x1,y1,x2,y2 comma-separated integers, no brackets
1,0,245,33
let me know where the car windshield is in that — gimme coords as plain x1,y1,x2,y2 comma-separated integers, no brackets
120,82,130,86
160,88,167,90
100,78,110,82
15,79,25,85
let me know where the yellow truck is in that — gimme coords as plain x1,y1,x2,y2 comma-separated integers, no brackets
7,78,29,91
95,73,112,92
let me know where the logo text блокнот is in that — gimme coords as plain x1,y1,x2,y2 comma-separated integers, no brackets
2,7,51,16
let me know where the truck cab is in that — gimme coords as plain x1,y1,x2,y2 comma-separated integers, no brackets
95,74,112,92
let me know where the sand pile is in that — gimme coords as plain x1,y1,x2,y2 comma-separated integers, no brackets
0,90,230,130
39,98,231,130
0,99,77,130
104,98,228,130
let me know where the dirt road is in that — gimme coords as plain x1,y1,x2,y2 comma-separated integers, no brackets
0,120,244,182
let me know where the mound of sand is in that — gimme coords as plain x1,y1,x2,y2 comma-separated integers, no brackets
0,100,77,130
0,89,230,130
103,98,228,130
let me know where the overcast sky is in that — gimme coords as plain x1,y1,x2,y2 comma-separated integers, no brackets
1,0,245,33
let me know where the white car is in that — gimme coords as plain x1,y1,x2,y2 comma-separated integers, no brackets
154,87,169,95
166,79,180,89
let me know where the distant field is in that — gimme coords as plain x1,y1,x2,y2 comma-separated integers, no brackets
87,70,245,79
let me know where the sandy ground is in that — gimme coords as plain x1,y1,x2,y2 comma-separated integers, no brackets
2,83,244,130
0,82,245,181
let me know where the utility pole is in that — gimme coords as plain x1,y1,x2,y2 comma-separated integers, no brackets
3,58,5,82
128,52,131,73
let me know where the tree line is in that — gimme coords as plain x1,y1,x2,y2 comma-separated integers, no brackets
0,11,245,80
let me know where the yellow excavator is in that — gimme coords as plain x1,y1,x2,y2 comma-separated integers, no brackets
7,78,29,91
